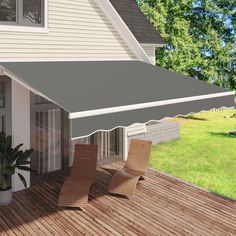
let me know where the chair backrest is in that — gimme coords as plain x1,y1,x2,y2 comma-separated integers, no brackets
70,144,98,179
125,139,152,173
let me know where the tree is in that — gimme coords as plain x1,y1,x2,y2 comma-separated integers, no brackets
138,0,236,90
0,0,16,22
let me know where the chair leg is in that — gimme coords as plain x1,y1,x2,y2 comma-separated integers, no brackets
108,174,140,197
138,176,145,181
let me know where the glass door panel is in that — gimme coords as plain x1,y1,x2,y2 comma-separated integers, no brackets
0,76,11,135
33,109,61,174
70,128,123,166
31,94,62,174
110,128,123,158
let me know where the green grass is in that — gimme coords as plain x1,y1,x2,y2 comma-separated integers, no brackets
151,109,236,200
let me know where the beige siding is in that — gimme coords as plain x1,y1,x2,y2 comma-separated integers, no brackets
0,0,135,60
141,44,156,64
127,123,146,137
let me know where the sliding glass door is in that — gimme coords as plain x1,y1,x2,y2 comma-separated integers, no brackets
30,94,68,174
90,129,123,162
0,76,11,135
32,108,61,174
31,93,124,172
71,128,124,166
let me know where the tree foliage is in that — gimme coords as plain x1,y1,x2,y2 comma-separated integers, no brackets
137,0,236,90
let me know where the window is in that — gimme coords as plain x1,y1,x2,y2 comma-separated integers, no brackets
0,0,44,27
0,0,16,23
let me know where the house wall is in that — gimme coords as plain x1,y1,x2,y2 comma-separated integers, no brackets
11,81,31,192
0,0,135,61
141,44,156,64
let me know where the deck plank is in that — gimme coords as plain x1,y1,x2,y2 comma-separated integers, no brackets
0,161,235,236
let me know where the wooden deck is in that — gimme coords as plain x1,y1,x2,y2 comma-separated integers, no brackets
0,161,235,236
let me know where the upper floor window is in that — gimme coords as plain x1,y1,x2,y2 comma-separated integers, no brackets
0,0,44,27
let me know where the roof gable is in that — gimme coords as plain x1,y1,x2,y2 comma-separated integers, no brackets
109,0,165,44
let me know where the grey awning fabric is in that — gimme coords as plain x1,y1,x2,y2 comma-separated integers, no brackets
72,96,233,138
0,61,234,138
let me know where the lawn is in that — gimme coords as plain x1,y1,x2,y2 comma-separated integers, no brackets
151,109,236,200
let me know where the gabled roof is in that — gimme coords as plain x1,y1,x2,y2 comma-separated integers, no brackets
109,0,165,45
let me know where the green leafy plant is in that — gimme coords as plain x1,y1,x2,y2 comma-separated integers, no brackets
0,132,34,191
138,0,236,90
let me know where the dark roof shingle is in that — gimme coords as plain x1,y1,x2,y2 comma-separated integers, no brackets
109,0,165,44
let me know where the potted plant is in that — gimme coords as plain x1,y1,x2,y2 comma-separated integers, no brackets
0,132,34,205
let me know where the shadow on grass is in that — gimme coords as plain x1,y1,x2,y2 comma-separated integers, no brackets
178,115,208,121
211,191,236,203
208,132,236,138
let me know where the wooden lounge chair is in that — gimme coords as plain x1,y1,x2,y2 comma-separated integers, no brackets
58,144,98,209
108,139,152,197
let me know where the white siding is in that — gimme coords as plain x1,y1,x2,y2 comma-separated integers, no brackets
0,0,135,61
141,44,156,65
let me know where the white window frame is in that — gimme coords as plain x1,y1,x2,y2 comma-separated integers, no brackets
0,0,48,33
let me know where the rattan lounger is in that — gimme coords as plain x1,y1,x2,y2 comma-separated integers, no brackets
58,144,98,209
108,139,152,197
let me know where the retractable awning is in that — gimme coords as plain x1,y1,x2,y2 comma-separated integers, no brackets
0,61,234,139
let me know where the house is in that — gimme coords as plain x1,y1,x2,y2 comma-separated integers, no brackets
0,0,234,192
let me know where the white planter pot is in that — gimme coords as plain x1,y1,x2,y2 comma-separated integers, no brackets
0,188,12,205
